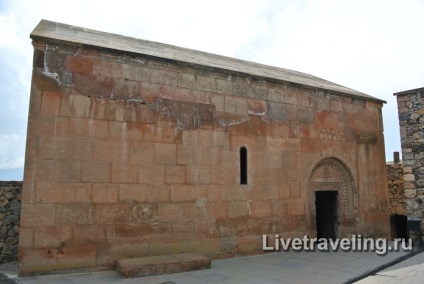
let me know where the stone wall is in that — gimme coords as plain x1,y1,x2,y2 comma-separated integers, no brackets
19,21,390,275
386,162,406,216
395,87,424,240
0,181,22,264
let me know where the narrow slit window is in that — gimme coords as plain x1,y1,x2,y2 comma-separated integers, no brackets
240,147,247,185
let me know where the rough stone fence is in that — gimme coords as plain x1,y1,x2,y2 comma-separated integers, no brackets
387,161,406,216
0,181,22,264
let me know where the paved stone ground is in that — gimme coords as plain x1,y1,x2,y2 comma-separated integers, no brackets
0,247,415,284
356,249,424,284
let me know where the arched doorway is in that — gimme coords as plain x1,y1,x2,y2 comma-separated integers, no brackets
307,158,357,238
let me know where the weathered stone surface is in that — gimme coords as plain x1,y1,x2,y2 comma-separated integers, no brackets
0,181,22,264
404,174,415,181
395,88,424,241
20,20,390,275
387,163,406,215
116,253,211,278
405,189,417,199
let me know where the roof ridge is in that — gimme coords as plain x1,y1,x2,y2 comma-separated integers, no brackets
30,19,385,103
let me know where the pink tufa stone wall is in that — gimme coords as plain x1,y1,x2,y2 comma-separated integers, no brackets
19,33,390,274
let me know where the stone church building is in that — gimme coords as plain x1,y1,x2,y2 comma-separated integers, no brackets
19,20,390,275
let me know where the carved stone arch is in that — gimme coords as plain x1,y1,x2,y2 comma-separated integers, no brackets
306,157,357,238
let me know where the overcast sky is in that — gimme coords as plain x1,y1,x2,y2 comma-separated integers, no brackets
0,0,423,180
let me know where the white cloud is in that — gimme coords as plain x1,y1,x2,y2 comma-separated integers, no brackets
0,133,25,169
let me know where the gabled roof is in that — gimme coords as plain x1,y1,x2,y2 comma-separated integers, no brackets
31,19,385,103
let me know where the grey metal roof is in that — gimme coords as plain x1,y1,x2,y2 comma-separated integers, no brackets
31,19,385,103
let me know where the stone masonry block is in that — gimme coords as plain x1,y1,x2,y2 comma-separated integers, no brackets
93,59,122,78
55,244,97,271
286,199,304,215
92,139,129,162
197,75,216,92
251,201,272,217
206,202,227,220
71,137,92,161
228,201,250,218
179,204,203,221
38,136,73,160
95,204,128,224
18,227,34,249
72,225,106,245
92,183,119,203
267,101,287,121
268,87,285,104
113,78,141,99
35,182,91,204
216,78,232,94
310,95,330,110
198,130,230,148
177,144,194,164
165,165,186,184
56,204,95,225
66,55,94,74
33,227,72,248
129,141,154,164
150,68,177,86
73,73,114,98
232,79,267,99
119,184,154,203
40,91,62,116
210,167,237,185
122,64,150,82
185,165,211,184
154,143,177,164
248,99,266,115
177,73,197,89
330,99,343,112
170,185,195,202
272,199,287,216
139,164,165,185
81,161,111,183
35,160,81,183
193,146,220,165
225,95,248,115
32,116,61,136
18,247,56,275
297,93,310,107
157,203,180,222
298,106,314,123
210,93,225,112
124,122,144,141
69,118,108,138
111,162,138,184
60,93,92,118
20,204,56,227
142,124,174,143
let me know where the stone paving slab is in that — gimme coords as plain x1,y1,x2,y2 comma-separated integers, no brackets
0,247,415,283
355,249,424,284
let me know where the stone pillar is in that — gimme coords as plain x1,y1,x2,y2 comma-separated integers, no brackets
394,87,424,244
